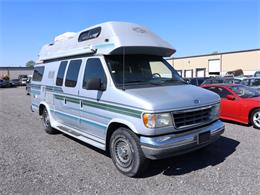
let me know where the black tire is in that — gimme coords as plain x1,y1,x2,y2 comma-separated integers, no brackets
109,127,149,177
42,108,58,134
251,108,260,130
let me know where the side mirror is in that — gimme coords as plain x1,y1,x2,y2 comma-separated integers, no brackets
226,94,236,100
84,78,105,91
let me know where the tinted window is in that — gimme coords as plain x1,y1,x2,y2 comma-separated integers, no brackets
83,58,107,89
233,79,241,84
251,79,260,86
78,27,101,42
32,66,45,81
241,79,249,86
56,61,68,86
254,71,260,77
65,60,82,87
212,79,223,84
229,85,260,98
206,86,231,98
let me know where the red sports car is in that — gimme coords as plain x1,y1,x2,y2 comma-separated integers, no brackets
202,84,260,129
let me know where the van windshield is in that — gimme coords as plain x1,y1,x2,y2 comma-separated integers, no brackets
105,55,185,89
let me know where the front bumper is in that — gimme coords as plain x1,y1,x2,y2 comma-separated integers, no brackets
140,120,224,160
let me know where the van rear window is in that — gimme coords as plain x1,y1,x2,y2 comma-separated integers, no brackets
65,60,82,87
78,27,101,42
56,61,68,86
32,66,45,81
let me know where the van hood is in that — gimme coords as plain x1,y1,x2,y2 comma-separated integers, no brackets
124,84,220,111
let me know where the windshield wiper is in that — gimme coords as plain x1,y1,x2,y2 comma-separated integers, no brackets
164,79,187,84
122,80,147,86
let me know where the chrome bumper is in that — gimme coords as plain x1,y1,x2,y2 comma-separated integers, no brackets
140,120,225,160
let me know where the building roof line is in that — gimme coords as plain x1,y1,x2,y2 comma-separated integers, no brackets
0,67,33,70
168,48,260,60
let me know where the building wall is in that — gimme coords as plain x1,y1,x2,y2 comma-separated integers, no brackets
0,68,33,80
168,49,260,77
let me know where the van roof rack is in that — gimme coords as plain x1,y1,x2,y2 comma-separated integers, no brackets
38,21,175,63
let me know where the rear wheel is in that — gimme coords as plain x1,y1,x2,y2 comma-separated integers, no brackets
42,108,58,134
109,127,149,177
251,109,260,129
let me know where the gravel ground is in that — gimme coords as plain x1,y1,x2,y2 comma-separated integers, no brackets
0,87,259,195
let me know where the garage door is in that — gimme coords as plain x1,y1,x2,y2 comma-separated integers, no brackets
208,59,220,75
185,70,193,78
196,68,206,77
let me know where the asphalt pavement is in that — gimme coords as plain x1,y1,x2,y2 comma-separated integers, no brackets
0,87,259,194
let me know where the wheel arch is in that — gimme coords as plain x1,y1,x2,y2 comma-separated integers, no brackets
105,119,139,153
249,107,260,124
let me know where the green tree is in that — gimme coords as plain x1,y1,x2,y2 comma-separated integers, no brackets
26,60,36,67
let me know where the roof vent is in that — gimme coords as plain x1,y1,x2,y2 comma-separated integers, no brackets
54,32,76,42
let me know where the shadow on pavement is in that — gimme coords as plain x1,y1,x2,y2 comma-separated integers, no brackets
62,133,239,178
141,136,239,178
220,119,250,127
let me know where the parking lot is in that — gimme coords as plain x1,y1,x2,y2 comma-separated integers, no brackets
0,87,259,194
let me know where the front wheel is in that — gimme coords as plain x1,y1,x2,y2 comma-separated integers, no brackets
251,108,260,129
109,127,149,177
42,108,58,134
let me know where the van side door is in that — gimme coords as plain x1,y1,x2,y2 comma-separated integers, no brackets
78,58,108,140
54,59,82,129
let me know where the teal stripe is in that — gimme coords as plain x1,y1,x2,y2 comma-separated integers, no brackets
31,90,41,95
52,110,107,129
81,109,112,120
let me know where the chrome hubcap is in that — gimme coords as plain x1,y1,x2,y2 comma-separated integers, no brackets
253,111,260,128
114,137,133,168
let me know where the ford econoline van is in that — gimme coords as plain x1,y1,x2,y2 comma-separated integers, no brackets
31,22,224,177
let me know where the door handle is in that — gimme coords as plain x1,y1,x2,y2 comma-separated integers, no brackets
80,100,83,108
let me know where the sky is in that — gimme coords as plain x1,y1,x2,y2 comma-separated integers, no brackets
0,0,259,67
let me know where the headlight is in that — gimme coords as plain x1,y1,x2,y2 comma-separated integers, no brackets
143,113,173,128
210,103,220,120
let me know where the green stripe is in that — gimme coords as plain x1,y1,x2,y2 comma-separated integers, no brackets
55,95,64,100
66,97,80,104
54,94,142,118
82,100,141,118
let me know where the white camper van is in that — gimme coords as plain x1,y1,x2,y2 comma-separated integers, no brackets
31,22,224,177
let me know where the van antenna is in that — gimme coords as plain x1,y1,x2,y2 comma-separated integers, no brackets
122,47,125,91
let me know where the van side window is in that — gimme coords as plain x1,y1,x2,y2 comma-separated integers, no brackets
32,66,45,81
65,60,82,87
56,61,68,86
83,58,107,89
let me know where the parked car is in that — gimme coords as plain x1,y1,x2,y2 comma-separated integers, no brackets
10,79,21,87
254,71,260,77
0,79,10,88
201,77,241,86
202,84,260,129
18,75,28,86
241,77,260,91
184,77,209,86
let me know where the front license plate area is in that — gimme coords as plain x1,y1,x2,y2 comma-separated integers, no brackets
198,131,210,144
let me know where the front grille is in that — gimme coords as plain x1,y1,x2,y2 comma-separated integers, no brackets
172,106,213,129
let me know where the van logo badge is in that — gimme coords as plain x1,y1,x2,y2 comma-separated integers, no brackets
132,27,146,33
194,99,200,104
